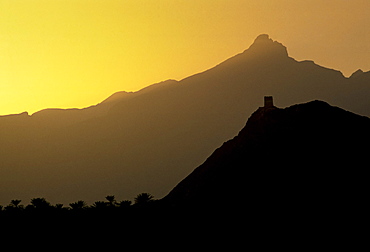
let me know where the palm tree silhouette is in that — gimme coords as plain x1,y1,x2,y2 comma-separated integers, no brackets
117,200,132,208
92,201,107,209
134,193,154,205
69,200,86,210
30,198,51,209
10,199,22,208
5,199,23,212
55,204,64,209
105,195,116,207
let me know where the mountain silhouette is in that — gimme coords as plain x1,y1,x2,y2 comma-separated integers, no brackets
1,35,369,204
162,100,370,218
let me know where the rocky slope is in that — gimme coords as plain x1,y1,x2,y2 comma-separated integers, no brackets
163,100,370,214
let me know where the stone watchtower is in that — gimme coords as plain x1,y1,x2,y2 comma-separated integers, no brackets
264,96,274,108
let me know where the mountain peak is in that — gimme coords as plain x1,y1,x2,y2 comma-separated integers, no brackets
254,34,272,42
349,69,364,79
245,34,289,58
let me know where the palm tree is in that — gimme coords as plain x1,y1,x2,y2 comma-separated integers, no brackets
5,199,23,212
92,201,107,209
30,197,51,209
117,200,132,208
10,199,22,208
134,193,154,205
55,204,64,209
105,195,116,207
69,200,86,210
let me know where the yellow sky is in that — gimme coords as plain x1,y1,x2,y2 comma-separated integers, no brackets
1,0,370,115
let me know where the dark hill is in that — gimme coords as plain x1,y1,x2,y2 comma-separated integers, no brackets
163,100,370,214
1,35,370,204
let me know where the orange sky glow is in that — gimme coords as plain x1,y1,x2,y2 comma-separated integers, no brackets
1,0,370,115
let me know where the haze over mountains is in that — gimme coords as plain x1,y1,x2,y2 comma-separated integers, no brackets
1,34,369,204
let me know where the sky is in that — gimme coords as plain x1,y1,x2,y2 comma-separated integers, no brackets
1,0,370,115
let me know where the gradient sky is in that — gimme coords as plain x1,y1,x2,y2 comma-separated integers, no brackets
1,0,370,115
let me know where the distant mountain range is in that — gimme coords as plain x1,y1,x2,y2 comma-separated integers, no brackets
162,100,370,215
1,34,369,204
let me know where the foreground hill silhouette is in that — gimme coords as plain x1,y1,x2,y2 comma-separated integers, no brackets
1,35,370,204
163,100,370,216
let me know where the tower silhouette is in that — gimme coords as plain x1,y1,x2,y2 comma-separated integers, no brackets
264,96,273,108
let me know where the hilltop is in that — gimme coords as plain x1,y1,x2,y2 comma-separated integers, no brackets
163,99,370,214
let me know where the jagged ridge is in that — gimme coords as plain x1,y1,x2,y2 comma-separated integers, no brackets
1,34,370,204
